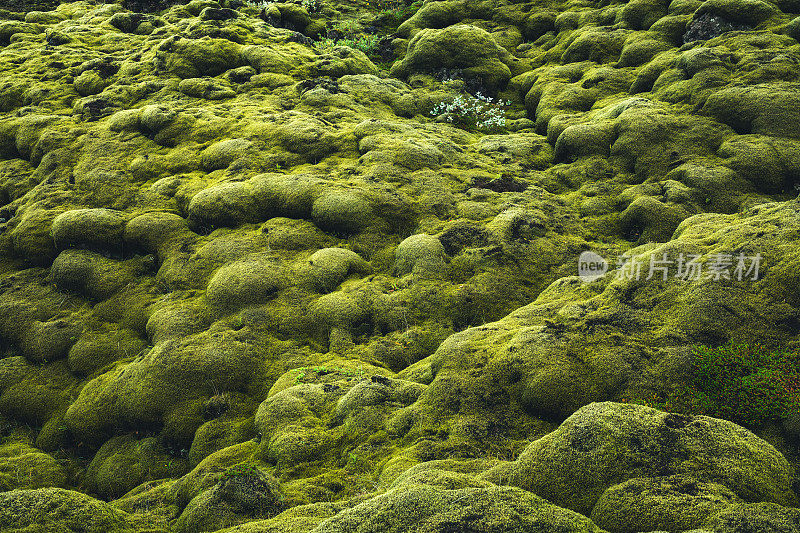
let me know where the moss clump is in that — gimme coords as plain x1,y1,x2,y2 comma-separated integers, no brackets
174,462,285,533
590,474,742,533
0,487,149,532
390,24,514,95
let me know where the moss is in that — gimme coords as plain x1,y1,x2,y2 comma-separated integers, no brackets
311,192,374,235
393,234,447,278
188,181,263,230
157,35,245,78
311,479,603,533
717,135,800,193
3,0,800,528
201,139,255,171
590,475,742,532
619,0,669,30
85,434,188,499
51,208,127,256
495,402,796,516
0,488,150,532
50,249,149,301
390,24,513,94
694,0,781,27
0,440,68,491
0,360,75,427
638,342,800,429
8,205,60,265
302,248,373,293
703,83,800,138
206,254,289,310
703,502,800,531
178,77,237,100
261,217,333,251
561,29,632,64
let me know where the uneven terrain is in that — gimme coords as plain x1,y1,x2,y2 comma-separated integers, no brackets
1,0,800,530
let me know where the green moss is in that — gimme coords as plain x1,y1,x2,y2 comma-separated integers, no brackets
174,462,285,532
0,487,152,532
590,475,742,533
496,402,796,516
0,440,69,491
390,24,513,94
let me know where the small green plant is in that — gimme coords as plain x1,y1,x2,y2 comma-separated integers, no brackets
245,0,272,9
622,342,800,428
316,35,381,56
293,365,358,384
430,92,510,132
221,463,261,481
331,19,360,34
366,0,423,23
301,0,323,13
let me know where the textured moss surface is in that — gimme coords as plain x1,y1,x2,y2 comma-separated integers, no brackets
1,0,800,530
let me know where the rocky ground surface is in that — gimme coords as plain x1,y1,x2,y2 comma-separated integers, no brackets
1,0,800,530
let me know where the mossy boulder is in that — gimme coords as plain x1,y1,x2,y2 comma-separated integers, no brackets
396,0,495,38
179,77,237,100
0,441,68,491
124,211,194,257
311,192,373,235
51,208,127,255
618,0,670,30
561,29,632,64
175,463,285,533
311,476,603,533
65,335,261,447
393,234,448,278
157,35,245,78
73,70,109,97
694,0,780,27
497,402,796,516
390,24,513,94
200,139,255,171
302,248,373,293
310,46,380,79
619,195,690,243
590,475,743,532
262,217,332,251
703,83,800,138
0,358,73,427
717,135,800,193
85,434,186,499
249,173,325,219
67,328,148,375
702,502,800,531
0,488,144,532
187,181,263,230
18,316,82,363
206,254,289,310
50,249,146,301
7,205,59,265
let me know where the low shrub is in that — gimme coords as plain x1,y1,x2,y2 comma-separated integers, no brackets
622,342,800,428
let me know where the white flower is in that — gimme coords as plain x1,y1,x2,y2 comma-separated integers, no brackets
430,92,508,131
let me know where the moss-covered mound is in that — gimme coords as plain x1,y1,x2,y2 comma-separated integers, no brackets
1,0,800,530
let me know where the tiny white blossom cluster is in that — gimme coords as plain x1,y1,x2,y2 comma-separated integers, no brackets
430,92,510,132
245,0,321,11
301,0,323,12
244,0,272,9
